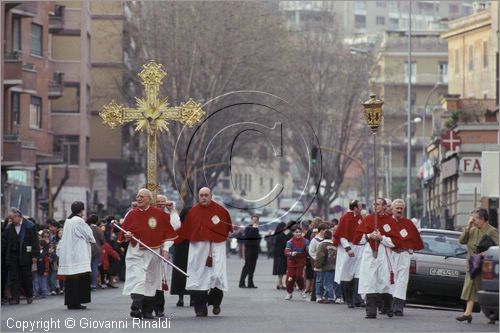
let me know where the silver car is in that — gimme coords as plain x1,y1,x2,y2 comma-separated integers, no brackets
407,228,468,304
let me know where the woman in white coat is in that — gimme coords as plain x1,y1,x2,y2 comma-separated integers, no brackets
57,201,95,309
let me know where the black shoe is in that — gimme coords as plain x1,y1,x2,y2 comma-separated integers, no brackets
213,305,221,315
365,314,377,319
355,302,366,307
394,311,403,317
239,284,246,288
176,299,184,307
379,309,387,314
68,304,87,310
386,310,394,318
247,285,258,289
347,304,355,308
155,312,165,317
142,312,154,319
456,314,472,323
130,309,143,319
196,311,208,317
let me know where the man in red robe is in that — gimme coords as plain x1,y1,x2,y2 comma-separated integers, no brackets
390,199,424,316
333,199,364,308
177,187,233,317
119,188,178,319
354,198,401,319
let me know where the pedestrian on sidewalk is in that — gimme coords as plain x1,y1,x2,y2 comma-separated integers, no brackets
239,215,261,288
272,222,291,290
314,230,336,303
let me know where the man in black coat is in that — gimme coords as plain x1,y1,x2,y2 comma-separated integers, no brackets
239,215,261,288
2,208,39,304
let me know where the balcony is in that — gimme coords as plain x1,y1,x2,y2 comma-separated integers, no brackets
49,5,65,33
3,57,37,92
48,72,64,99
10,2,38,17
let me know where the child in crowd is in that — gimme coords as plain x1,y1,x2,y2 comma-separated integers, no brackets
284,225,309,300
314,230,337,304
33,240,50,298
48,243,59,295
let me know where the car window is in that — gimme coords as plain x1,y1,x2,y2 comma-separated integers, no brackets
418,233,467,258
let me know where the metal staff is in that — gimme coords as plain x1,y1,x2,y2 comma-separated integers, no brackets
111,221,189,277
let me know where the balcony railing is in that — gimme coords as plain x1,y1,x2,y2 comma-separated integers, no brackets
49,5,65,33
48,72,64,99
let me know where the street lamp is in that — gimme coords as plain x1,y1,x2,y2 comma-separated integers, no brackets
362,94,384,258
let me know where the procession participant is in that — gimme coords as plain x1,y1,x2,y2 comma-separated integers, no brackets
153,194,182,315
354,198,401,319
119,188,178,319
177,187,233,317
57,201,95,310
390,199,424,316
333,199,364,308
239,215,261,288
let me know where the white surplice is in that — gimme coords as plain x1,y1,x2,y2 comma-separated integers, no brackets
185,241,228,291
122,242,163,297
57,216,95,275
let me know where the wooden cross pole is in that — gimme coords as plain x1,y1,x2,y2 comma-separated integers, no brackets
99,61,205,204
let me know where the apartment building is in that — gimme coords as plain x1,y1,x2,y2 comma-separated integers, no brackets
48,1,92,220
2,2,64,219
370,31,449,202
424,1,499,229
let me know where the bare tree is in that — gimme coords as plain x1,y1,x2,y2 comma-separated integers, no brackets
287,14,373,219
123,2,296,204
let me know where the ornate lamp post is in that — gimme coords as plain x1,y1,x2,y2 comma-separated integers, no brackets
362,94,384,258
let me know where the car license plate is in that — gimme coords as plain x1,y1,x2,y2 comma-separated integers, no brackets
429,268,459,277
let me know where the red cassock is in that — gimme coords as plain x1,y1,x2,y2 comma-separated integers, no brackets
118,207,178,248
333,211,363,246
353,214,402,252
392,217,424,251
178,201,233,243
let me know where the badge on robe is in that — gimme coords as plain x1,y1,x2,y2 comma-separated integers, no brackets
211,215,221,225
357,219,362,224
148,217,157,229
399,228,408,238
382,224,391,232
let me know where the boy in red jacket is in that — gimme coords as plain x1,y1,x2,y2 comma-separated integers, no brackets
284,225,309,300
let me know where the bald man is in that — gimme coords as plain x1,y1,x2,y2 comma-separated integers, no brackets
177,188,234,317
119,188,178,319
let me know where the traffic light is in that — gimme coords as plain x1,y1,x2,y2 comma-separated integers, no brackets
311,146,318,165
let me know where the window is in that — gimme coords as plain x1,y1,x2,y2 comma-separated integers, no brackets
449,4,458,13
376,1,386,7
54,135,79,165
468,45,473,71
355,15,366,29
388,18,399,29
438,62,448,83
404,61,417,83
31,23,42,56
29,96,41,128
354,1,366,11
13,17,21,51
454,49,459,74
483,41,488,68
376,16,385,25
11,93,20,128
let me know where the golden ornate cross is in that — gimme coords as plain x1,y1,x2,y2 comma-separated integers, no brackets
99,61,204,203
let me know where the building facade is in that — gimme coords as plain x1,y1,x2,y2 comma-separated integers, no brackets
2,2,64,219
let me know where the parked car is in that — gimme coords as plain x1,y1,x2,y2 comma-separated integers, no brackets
477,245,499,324
407,229,468,306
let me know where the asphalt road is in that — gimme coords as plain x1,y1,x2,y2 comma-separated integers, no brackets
1,255,498,333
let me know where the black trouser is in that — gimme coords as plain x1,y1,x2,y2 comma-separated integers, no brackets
366,293,378,317
191,288,224,315
239,248,258,287
153,290,164,315
353,278,364,305
341,280,355,306
392,297,405,314
8,263,33,300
